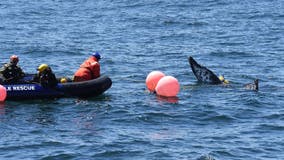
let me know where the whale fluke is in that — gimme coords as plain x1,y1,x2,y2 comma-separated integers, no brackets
188,56,222,84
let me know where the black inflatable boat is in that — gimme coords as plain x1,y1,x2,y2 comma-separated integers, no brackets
2,75,112,100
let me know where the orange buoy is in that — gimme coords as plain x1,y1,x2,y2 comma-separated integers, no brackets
146,71,165,92
156,95,179,103
0,85,7,102
155,76,180,97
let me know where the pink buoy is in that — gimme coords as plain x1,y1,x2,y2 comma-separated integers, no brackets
155,76,180,97
146,71,165,92
0,85,7,102
156,95,179,103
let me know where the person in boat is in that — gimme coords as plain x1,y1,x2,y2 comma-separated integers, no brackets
73,52,101,82
0,55,25,84
33,64,58,88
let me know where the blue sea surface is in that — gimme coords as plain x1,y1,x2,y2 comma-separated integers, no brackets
1,0,284,159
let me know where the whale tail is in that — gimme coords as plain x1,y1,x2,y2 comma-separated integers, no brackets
244,79,259,91
188,56,222,84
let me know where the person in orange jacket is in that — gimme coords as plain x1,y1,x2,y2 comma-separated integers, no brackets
73,52,101,82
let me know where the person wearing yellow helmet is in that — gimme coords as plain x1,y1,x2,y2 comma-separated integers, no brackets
0,55,25,84
33,64,58,88
37,64,49,73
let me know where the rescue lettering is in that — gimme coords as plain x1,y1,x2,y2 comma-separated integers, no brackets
11,85,35,91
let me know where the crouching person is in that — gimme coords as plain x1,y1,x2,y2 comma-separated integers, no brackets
73,52,101,82
34,64,57,88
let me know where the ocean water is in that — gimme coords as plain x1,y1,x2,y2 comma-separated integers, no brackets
0,0,284,159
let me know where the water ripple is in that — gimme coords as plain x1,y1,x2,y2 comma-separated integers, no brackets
1,0,284,159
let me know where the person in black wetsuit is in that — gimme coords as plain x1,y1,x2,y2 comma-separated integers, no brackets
33,64,58,88
0,55,25,84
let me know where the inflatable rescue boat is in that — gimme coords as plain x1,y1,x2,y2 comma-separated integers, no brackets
1,75,112,100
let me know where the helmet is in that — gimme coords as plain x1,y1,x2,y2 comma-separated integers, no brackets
60,78,67,83
10,55,19,64
92,52,101,60
37,64,49,72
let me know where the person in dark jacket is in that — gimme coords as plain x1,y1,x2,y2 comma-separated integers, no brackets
0,55,25,84
34,64,58,88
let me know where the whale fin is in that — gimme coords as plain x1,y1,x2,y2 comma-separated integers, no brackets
244,79,259,91
188,56,222,84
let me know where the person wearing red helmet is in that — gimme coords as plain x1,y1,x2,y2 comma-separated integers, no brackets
0,55,25,84
73,52,101,82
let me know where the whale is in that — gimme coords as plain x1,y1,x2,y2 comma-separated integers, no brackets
188,56,222,84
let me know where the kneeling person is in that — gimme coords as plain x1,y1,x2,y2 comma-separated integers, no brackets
34,64,58,88
73,52,101,82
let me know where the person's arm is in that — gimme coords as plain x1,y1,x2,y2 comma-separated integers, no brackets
39,73,48,87
18,67,25,77
0,64,8,75
90,62,100,78
0,64,8,81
